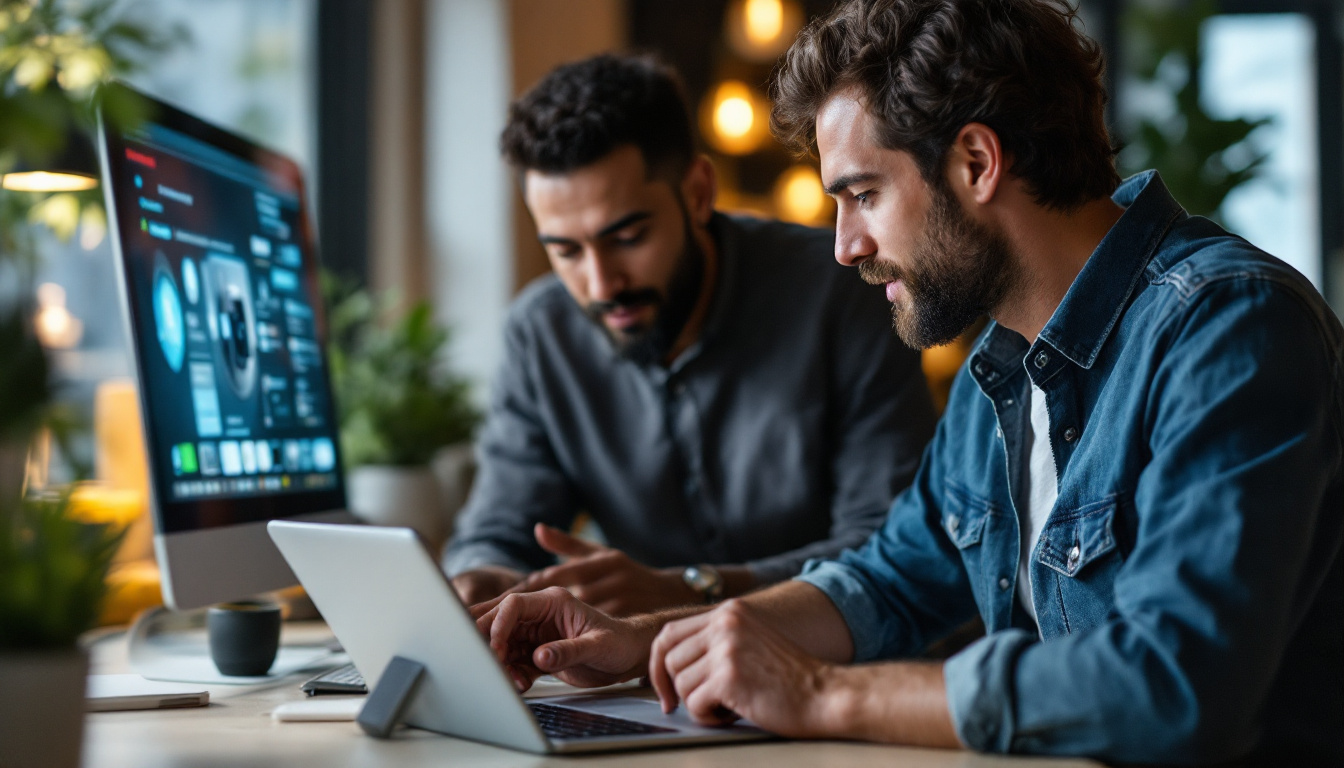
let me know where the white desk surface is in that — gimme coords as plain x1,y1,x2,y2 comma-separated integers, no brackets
83,622,1100,768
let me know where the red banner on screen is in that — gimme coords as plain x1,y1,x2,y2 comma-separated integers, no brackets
126,149,157,168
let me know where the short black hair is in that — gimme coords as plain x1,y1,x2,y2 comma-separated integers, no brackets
500,53,696,180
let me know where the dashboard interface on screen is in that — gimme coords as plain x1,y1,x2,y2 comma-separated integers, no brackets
102,90,344,533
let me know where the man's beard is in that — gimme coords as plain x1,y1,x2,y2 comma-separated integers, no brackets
584,215,706,366
859,181,1017,349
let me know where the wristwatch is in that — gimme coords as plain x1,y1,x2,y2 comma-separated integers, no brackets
682,564,724,604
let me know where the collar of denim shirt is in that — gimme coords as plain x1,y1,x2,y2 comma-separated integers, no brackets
970,170,1187,383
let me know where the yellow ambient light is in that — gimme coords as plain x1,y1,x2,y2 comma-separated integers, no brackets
2,170,99,192
774,165,833,225
726,0,802,62
715,95,755,140
705,81,767,155
744,0,784,45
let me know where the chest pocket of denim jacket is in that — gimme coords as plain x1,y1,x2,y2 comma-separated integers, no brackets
943,483,1000,610
1035,495,1124,636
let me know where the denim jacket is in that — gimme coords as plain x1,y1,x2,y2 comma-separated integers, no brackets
798,172,1344,764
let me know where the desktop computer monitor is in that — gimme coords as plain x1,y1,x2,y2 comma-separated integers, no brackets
98,82,354,612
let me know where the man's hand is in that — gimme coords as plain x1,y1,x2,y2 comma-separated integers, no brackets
648,599,838,737
507,523,699,616
648,596,959,747
475,586,657,692
451,564,524,606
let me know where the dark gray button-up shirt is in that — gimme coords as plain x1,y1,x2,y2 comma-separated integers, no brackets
444,213,937,584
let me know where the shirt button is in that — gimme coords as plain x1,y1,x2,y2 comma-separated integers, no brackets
1063,426,1078,442
1034,352,1049,369
946,515,960,536
998,577,1010,590
1067,544,1081,569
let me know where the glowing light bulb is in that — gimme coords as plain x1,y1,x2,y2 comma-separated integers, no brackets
774,165,832,224
34,282,83,349
703,81,768,155
715,96,755,139
745,0,783,45
726,0,802,62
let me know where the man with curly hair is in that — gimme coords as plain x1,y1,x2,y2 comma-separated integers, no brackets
476,1,1343,763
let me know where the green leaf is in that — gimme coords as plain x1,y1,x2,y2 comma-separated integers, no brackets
0,491,126,648
1119,0,1272,221
322,271,481,467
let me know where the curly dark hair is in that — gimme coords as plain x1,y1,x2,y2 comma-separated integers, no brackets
500,53,696,181
771,0,1119,210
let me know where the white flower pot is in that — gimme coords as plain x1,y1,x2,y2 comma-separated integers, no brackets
348,464,448,551
0,647,89,768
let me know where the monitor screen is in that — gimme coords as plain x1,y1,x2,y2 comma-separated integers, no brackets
101,84,346,537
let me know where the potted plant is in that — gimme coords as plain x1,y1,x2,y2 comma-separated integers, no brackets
0,493,123,768
1,5,177,766
324,274,481,551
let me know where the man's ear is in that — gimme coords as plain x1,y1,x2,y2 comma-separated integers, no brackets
946,123,1004,207
680,155,717,227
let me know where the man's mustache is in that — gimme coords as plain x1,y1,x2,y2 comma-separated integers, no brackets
588,288,661,316
858,260,902,286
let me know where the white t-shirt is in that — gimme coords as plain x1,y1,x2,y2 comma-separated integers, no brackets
1019,380,1058,628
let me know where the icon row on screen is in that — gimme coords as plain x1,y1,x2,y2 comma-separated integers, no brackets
172,436,336,477
171,472,337,500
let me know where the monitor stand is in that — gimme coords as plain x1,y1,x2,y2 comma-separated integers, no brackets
126,606,336,684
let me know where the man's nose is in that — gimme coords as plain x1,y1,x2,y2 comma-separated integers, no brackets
584,250,624,302
834,209,876,267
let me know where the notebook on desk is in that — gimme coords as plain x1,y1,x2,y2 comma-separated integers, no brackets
267,520,768,754
87,675,209,712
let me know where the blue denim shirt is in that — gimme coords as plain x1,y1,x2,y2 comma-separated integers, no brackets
798,172,1344,764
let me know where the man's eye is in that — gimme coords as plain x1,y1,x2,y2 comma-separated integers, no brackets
613,229,646,247
551,246,581,260
855,190,874,205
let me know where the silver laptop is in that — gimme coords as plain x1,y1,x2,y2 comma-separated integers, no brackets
268,520,767,754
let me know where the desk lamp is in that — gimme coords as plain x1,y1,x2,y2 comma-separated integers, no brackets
2,126,100,192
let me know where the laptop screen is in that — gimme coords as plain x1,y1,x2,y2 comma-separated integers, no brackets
101,84,345,533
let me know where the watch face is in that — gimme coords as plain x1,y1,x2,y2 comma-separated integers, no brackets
684,565,723,600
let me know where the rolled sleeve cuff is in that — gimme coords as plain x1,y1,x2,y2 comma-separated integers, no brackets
943,629,1035,753
794,558,887,662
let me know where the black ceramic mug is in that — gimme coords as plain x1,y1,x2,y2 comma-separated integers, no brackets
207,600,282,676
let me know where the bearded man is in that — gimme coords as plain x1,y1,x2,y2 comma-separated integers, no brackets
444,54,937,617
476,2,1343,764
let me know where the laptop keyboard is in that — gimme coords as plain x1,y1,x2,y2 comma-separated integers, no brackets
301,663,368,695
528,701,675,739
